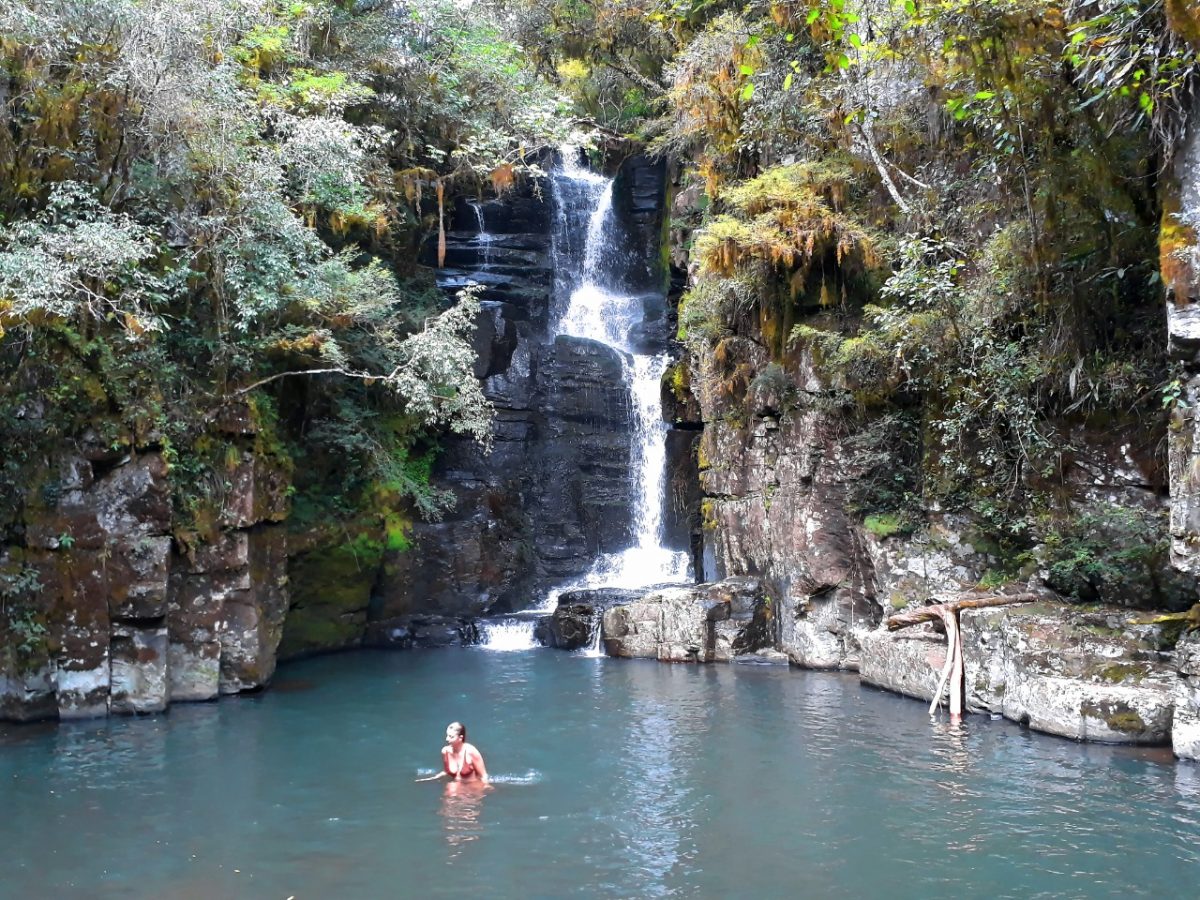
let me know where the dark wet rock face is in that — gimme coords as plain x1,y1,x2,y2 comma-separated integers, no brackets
2,433,292,721
535,587,651,650
364,615,480,649
612,155,670,295
378,156,673,617
536,604,595,650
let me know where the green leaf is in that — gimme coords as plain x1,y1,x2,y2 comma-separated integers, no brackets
836,52,851,69
904,0,916,15
740,82,755,101
805,8,821,25
783,72,794,91
739,63,755,76
849,33,863,49
974,90,995,100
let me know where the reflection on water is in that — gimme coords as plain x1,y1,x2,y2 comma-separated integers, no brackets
440,781,490,859
1,650,1198,898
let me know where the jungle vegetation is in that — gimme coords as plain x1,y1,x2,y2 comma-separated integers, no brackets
1,0,1198,604
496,0,1199,594
0,0,568,554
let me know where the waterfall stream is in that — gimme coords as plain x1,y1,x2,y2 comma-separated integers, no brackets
481,147,691,651
468,201,493,271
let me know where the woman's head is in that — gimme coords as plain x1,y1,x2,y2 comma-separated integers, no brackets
445,722,466,742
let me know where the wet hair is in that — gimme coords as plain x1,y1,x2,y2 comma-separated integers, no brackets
447,721,466,740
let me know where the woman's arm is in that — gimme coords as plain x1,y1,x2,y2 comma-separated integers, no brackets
415,746,452,782
471,746,489,784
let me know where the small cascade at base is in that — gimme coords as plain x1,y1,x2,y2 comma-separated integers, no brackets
468,201,493,270
478,617,541,651
578,610,605,658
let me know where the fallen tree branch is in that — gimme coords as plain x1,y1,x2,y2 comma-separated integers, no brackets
928,607,958,718
887,592,1037,722
886,593,1039,631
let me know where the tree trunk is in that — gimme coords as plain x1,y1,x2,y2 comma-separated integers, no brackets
886,593,1038,631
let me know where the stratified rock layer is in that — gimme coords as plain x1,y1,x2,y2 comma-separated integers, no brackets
2,437,291,720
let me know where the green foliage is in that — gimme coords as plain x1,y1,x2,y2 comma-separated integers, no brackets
0,562,48,673
677,274,758,353
1040,505,1191,609
843,411,922,518
0,1,537,563
1067,0,1199,154
863,512,913,539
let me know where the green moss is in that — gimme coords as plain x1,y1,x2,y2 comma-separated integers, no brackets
384,512,412,552
1095,663,1149,684
863,512,912,539
278,529,383,657
1082,700,1147,734
976,569,1013,590
1105,710,1147,733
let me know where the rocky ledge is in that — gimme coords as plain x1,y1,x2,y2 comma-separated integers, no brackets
573,577,1200,759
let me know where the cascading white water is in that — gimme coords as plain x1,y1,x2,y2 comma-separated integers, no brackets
469,201,493,270
477,617,539,652
480,143,691,652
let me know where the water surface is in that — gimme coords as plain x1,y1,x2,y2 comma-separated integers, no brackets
2,649,1198,898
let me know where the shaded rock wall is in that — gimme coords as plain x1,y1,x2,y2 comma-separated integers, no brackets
1167,95,1200,577
377,155,673,617
1,428,291,721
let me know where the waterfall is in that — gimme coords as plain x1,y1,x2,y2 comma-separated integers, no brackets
469,201,493,270
479,145,691,651
550,149,691,591
477,616,539,652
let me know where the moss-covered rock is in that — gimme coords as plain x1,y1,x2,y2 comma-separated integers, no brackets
278,530,383,659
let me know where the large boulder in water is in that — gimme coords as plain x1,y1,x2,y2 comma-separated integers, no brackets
601,578,767,662
536,587,647,650
536,603,595,650
860,601,1179,745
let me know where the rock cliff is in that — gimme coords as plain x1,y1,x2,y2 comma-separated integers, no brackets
0,153,673,721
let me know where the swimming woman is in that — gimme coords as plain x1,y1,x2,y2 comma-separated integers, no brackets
415,722,489,784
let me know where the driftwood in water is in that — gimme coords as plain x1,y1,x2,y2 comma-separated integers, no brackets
886,593,1038,720
886,593,1039,631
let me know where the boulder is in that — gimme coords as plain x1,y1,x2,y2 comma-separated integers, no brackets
601,578,766,662
859,602,1179,744
536,588,647,650
538,603,596,650
363,615,480,649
